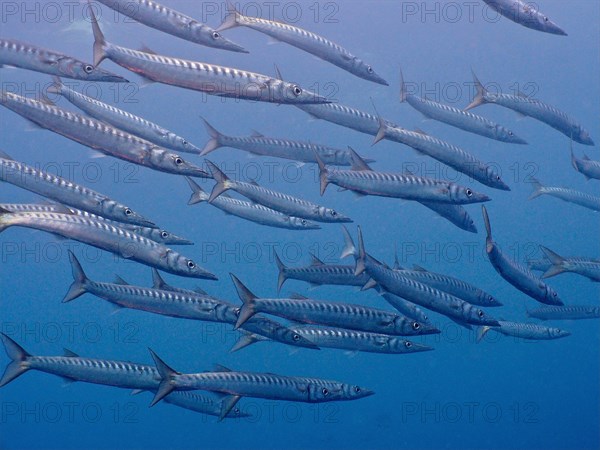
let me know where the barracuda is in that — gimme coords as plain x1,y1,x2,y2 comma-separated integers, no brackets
526,305,600,321
477,321,570,342
529,178,600,212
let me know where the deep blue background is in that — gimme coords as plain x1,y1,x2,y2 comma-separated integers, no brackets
1,1,598,449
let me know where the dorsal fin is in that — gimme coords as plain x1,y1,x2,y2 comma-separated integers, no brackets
0,149,14,160
309,253,325,266
248,179,259,186
251,130,264,138
414,128,428,136
214,364,232,372
113,275,129,285
412,264,428,272
348,147,372,171
139,44,158,55
273,64,283,81
194,286,208,295
63,349,79,357
289,293,309,300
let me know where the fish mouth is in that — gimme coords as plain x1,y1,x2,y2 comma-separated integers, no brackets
217,39,250,54
94,73,129,83
484,318,500,327
193,270,219,281
472,193,492,203
510,135,528,145
487,300,503,307
369,75,389,86
493,179,511,191
358,389,375,398
186,167,212,178
579,136,595,146
422,325,441,335
167,237,195,246
547,23,568,36
131,216,157,227
410,343,434,352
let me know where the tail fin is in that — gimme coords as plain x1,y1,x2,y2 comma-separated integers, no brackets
229,274,259,329
340,225,357,259
148,349,178,407
354,226,366,276
0,206,14,233
528,178,545,200
205,160,231,202
465,70,488,111
539,246,567,278
62,251,89,302
184,176,208,205
313,150,329,196
46,76,64,96
274,251,287,293
216,1,242,32
200,118,223,156
399,69,407,103
88,1,108,66
481,205,494,253
230,331,263,353
0,333,31,387
476,326,491,343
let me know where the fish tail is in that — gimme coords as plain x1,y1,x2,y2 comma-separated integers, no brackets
539,246,567,278
527,178,544,200
229,274,258,329
88,1,108,66
216,1,242,32
274,251,287,293
340,225,357,259
205,160,231,202
399,68,407,103
148,349,178,407
62,251,89,303
475,326,491,343
313,150,329,196
0,333,31,387
465,70,488,111
184,176,208,205
199,117,223,156
354,226,366,276
230,331,262,353
0,206,14,233
481,205,494,253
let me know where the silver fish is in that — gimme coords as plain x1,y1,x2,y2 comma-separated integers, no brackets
418,201,478,233
94,0,247,53
0,207,216,279
275,251,370,293
89,7,328,105
477,321,570,342
353,226,500,327
399,70,526,144
374,121,510,191
529,178,600,212
231,274,438,336
315,148,490,204
0,150,153,226
200,118,373,166
149,351,374,416
466,72,593,145
0,38,127,82
537,246,600,282
482,0,567,36
207,160,352,223
185,177,321,231
63,252,318,351
0,334,244,420
482,205,562,305
217,2,387,85
0,92,209,178
571,146,600,181
49,77,202,154
0,203,191,246
231,327,433,355
526,305,600,321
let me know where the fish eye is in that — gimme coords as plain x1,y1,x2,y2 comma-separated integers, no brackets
233,407,240,414
301,219,307,225
412,322,420,330
354,386,361,393
508,131,513,136
466,189,473,197
212,31,220,39
552,292,557,297
496,175,501,181
292,334,300,341
175,157,183,165
321,388,329,396
181,139,188,146
404,341,412,348
544,16,548,22
478,310,484,318
161,231,169,238
187,260,196,269
292,85,302,96
84,64,94,74
125,208,132,216
367,66,373,74
330,210,337,216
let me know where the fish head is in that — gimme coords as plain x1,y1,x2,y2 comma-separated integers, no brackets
101,199,155,227
478,292,503,307
494,125,528,144
169,133,202,154
574,126,595,146
468,307,500,326
534,14,568,36
149,148,211,178
150,228,194,246
551,328,571,339
278,81,330,104
287,216,321,230
307,383,373,402
169,251,217,280
357,61,389,86
390,339,434,353
484,167,511,191
199,29,248,53
543,284,563,306
454,185,490,204
271,326,320,350
59,58,128,82
318,207,353,223
407,319,440,335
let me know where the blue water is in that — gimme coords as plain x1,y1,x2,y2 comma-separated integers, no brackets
1,1,599,449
